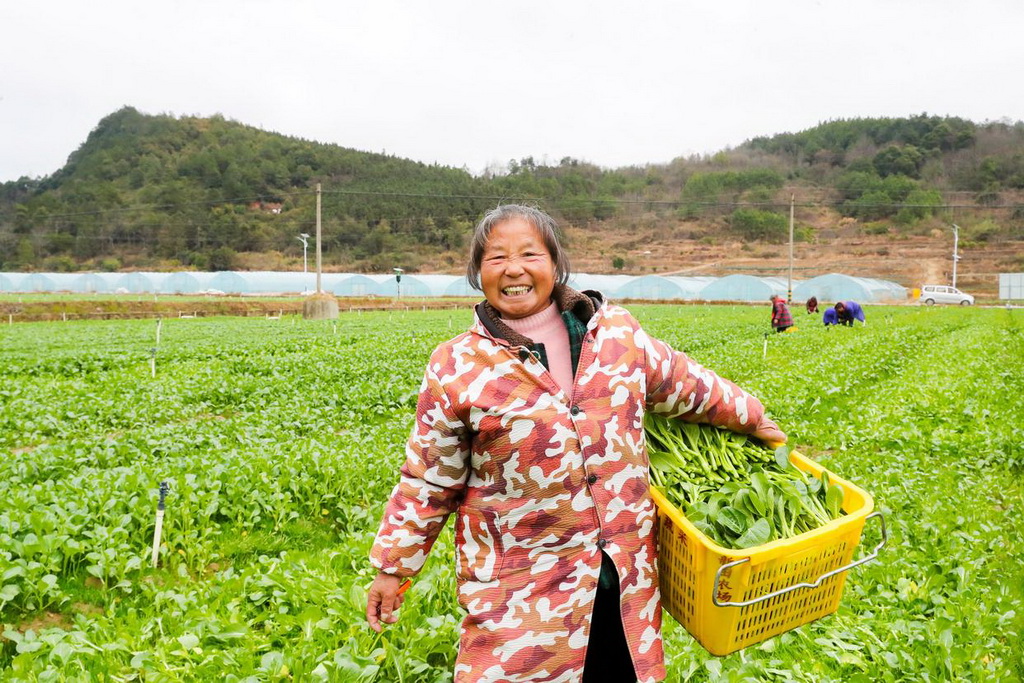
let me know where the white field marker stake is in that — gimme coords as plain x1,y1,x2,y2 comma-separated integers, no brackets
763,333,769,359
156,319,163,346
151,482,169,567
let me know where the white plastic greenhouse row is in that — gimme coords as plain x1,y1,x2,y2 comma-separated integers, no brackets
0,271,908,302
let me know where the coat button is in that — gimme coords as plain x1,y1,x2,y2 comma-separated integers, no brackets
570,406,580,416
597,539,608,549
587,474,598,484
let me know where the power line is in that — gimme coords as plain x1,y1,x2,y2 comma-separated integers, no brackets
11,190,314,221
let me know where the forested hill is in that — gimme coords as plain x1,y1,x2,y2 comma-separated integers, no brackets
2,107,1023,273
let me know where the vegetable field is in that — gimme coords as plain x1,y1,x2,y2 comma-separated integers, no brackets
1,305,1022,681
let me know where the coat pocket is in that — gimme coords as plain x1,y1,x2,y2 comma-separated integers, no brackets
454,506,504,583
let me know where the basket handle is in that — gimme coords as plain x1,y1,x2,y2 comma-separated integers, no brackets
712,511,887,608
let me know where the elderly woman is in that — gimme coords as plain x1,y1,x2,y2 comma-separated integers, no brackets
770,294,793,333
366,204,785,683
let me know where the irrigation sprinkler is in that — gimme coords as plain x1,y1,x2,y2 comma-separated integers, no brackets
763,332,770,359
149,347,157,378
151,481,170,568
156,318,163,346
393,267,404,300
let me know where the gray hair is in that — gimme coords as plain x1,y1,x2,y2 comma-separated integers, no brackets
466,204,571,291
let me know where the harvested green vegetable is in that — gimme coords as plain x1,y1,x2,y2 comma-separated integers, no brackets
646,413,846,549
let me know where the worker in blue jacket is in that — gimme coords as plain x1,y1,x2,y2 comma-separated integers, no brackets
834,300,866,326
823,307,839,325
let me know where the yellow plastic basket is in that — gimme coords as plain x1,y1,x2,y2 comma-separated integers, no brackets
652,450,886,656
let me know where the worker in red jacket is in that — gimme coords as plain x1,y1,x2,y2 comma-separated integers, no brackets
771,294,793,332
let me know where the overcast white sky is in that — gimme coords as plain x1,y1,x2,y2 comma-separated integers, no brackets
2,0,1022,182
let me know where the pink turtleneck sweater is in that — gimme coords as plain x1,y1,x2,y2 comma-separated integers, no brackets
503,301,574,394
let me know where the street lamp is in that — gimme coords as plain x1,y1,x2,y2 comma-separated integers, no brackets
296,233,310,274
950,224,961,289
393,267,404,299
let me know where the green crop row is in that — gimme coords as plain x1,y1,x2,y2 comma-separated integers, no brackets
1,306,1022,681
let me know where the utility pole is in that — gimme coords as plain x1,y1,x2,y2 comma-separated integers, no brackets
950,224,960,289
315,183,322,294
301,182,338,320
787,193,795,304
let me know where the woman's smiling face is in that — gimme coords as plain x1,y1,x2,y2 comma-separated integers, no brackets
480,217,556,320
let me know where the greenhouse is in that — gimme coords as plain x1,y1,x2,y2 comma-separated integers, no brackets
698,275,791,302
43,274,85,292
614,275,723,301
0,270,908,303
616,275,689,300
794,274,907,303
762,277,792,295
568,274,635,298
444,277,478,297
161,272,205,294
664,277,718,299
407,274,461,297
19,273,57,292
381,274,425,297
205,271,248,294
239,271,317,294
70,273,110,293
113,272,159,293
333,274,391,297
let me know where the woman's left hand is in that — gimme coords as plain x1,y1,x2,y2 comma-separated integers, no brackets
752,416,787,446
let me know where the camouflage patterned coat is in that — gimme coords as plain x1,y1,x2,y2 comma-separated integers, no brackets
371,293,766,682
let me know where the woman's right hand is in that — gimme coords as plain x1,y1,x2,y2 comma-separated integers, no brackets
366,572,406,632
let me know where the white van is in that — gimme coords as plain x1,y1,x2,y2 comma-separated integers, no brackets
919,285,975,306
